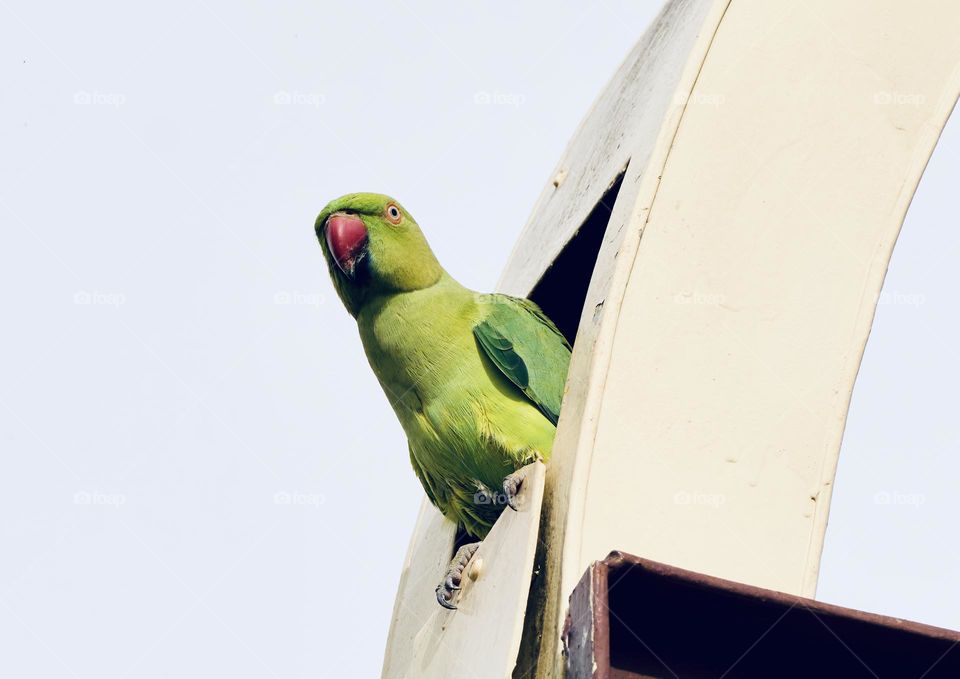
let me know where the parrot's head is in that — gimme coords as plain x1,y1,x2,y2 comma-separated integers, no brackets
315,193,444,317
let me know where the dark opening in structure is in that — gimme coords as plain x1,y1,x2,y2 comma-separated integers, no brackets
527,168,627,346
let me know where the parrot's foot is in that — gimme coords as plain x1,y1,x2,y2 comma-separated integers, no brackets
436,541,481,610
503,468,527,511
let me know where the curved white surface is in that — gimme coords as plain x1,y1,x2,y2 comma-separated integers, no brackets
500,1,960,677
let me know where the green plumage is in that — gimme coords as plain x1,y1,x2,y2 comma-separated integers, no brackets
316,193,571,538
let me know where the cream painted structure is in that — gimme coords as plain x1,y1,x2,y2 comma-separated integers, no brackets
383,1,960,677
381,462,545,679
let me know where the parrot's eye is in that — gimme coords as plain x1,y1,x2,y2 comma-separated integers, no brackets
385,203,402,225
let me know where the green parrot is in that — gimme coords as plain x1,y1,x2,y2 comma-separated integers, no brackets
315,192,571,608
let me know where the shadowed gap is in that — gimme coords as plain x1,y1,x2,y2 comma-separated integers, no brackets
527,168,627,346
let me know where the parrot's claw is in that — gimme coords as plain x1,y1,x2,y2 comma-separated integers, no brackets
503,469,526,511
435,541,481,610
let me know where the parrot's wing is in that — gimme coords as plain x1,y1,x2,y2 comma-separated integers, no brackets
473,294,572,425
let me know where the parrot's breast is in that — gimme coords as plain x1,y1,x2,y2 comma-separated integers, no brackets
356,279,556,536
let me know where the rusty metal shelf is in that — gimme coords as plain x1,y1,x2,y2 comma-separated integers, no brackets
563,552,960,678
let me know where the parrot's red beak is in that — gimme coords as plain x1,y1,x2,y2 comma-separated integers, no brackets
326,213,368,278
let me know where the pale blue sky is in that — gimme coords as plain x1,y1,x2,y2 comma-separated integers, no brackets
1,1,956,677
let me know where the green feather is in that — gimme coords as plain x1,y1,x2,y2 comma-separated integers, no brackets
473,295,570,425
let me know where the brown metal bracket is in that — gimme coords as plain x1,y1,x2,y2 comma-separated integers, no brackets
563,551,960,678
